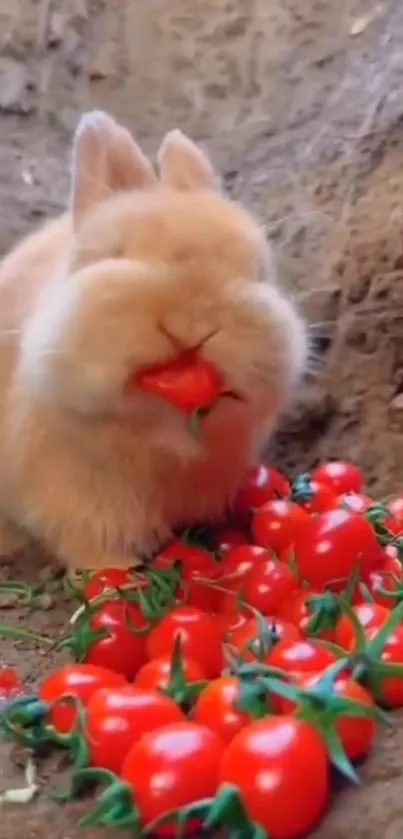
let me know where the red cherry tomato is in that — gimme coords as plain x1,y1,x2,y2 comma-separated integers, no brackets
83,599,148,680
86,685,185,774
242,557,298,615
361,551,402,608
294,508,378,591
338,492,374,515
230,616,301,663
385,493,403,536
39,664,126,734
174,578,217,613
0,667,24,708
277,589,335,642
132,351,224,415
134,655,205,692
274,672,376,761
364,624,403,708
252,499,309,554
214,598,251,638
234,464,290,515
216,544,267,589
0,667,22,693
334,602,389,651
84,568,133,600
122,722,222,836
219,716,329,839
293,479,338,514
193,676,254,744
147,606,224,679
154,540,217,579
211,524,248,555
311,460,363,495
267,638,337,675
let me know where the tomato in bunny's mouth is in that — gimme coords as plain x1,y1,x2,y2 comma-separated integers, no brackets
126,349,242,417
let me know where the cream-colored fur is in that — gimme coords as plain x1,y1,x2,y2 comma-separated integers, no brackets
0,110,307,569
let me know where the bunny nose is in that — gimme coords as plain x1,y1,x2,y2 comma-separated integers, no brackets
158,323,220,353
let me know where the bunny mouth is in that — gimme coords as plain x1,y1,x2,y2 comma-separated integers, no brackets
125,351,245,434
125,350,238,414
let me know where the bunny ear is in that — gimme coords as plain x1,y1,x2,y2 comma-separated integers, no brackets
158,129,218,191
70,110,157,226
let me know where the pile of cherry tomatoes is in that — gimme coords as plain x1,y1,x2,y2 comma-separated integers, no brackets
3,460,403,839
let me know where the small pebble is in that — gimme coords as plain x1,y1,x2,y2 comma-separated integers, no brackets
0,594,20,609
37,592,54,611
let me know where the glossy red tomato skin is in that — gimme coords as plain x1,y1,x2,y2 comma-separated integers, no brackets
242,558,298,615
274,673,375,761
147,607,224,679
216,545,267,589
122,722,222,836
84,569,133,600
219,716,329,839
86,685,185,774
355,625,403,708
338,492,374,515
177,578,218,613
334,602,389,651
267,638,337,675
133,351,224,415
234,464,290,515
384,494,403,536
294,508,378,591
154,540,217,579
296,480,338,514
39,664,127,734
84,600,148,680
230,616,301,663
193,676,252,744
311,461,363,495
214,599,251,639
134,655,205,691
252,500,308,554
212,524,249,555
277,589,335,642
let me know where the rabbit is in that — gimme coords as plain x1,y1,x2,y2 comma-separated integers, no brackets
0,110,307,570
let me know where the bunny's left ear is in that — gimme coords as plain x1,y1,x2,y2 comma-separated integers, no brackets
70,110,157,226
158,129,219,191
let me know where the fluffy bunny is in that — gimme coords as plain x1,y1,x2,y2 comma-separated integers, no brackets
0,110,307,569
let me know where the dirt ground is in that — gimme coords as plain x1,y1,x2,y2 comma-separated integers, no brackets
1,0,403,836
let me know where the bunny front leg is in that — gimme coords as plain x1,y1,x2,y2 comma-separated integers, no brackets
44,526,143,572
0,514,28,557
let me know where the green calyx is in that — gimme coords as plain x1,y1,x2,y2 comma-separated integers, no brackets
305,590,343,637
141,784,265,839
1,694,52,748
224,656,290,717
290,473,313,504
57,566,182,661
74,769,139,831
364,504,403,558
161,636,208,708
235,611,287,662
340,600,403,705
205,784,266,839
264,658,391,784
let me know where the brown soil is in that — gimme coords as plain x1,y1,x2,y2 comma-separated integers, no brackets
1,0,403,836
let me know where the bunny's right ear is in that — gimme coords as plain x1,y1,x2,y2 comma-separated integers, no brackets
158,129,218,191
70,110,157,226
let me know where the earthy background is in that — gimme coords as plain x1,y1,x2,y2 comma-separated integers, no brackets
1,0,403,837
